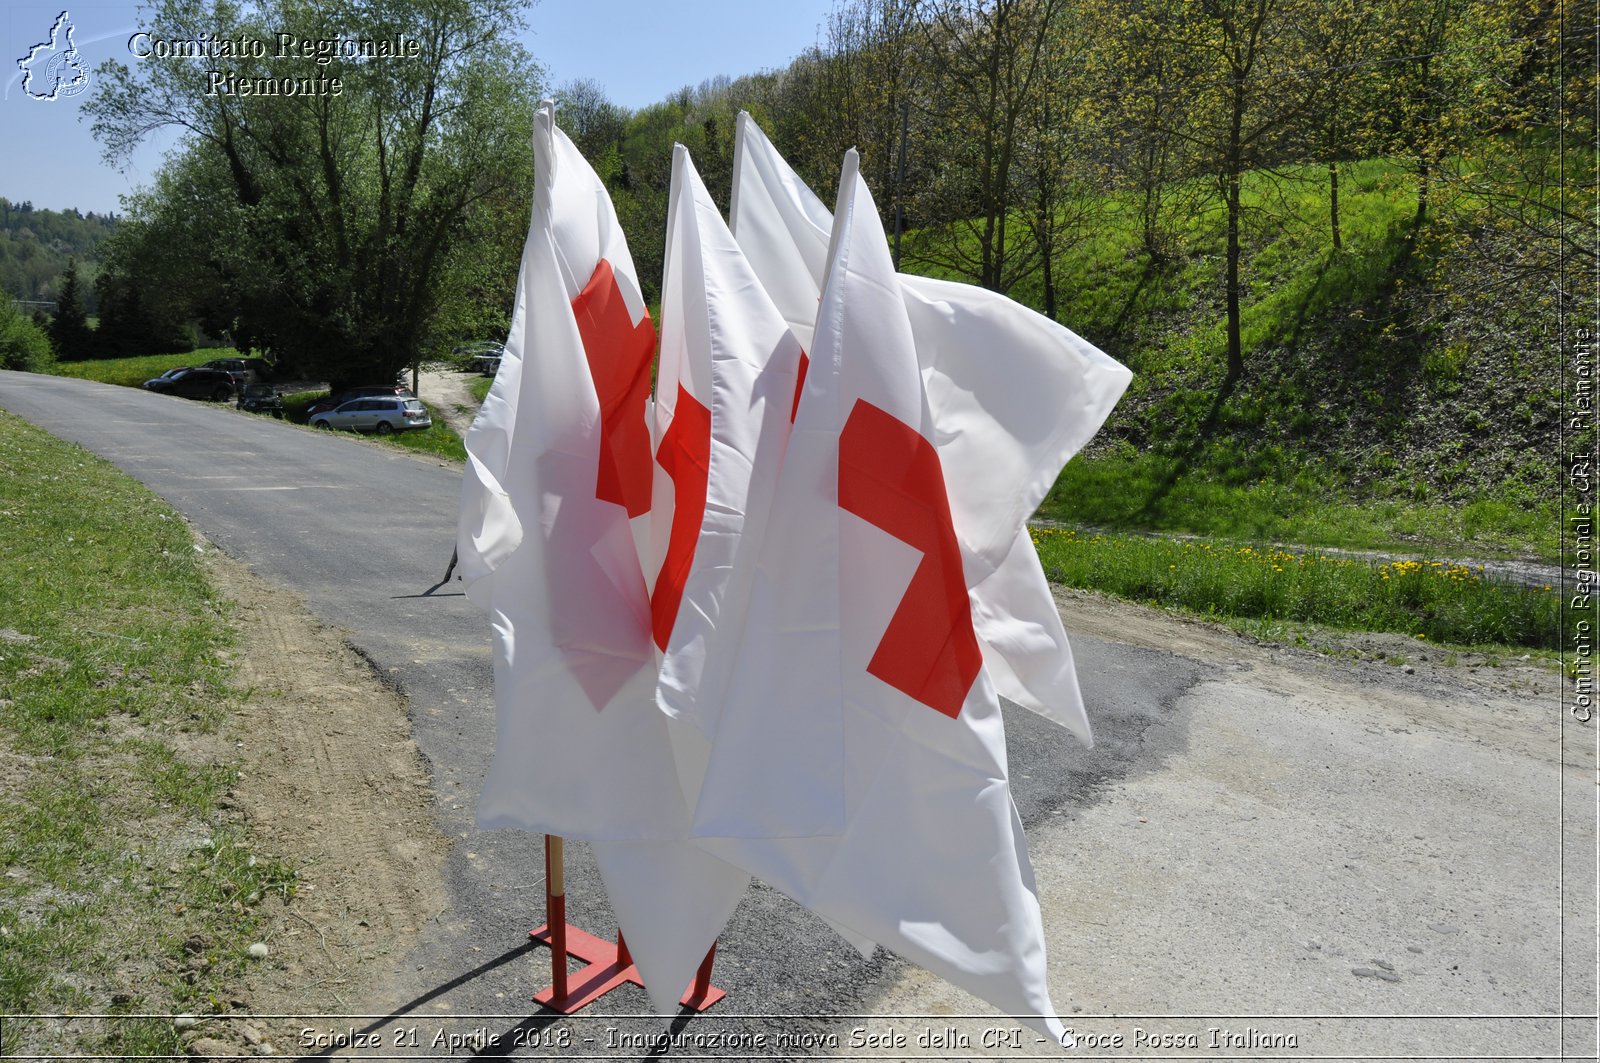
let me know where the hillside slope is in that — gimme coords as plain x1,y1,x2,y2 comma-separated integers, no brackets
932,159,1567,559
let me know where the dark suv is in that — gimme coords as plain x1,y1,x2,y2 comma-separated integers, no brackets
236,383,284,418
143,367,238,402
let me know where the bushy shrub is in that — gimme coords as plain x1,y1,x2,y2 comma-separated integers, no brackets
0,296,54,371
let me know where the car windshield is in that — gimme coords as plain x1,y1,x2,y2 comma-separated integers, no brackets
403,400,424,411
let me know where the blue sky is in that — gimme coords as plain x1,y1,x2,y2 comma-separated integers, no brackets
1,0,835,214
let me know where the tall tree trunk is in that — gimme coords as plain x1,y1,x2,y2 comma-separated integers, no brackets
1328,159,1342,250
1224,169,1243,386
1415,148,1431,224
1040,230,1057,320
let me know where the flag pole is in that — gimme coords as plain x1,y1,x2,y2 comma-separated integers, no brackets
545,835,569,1002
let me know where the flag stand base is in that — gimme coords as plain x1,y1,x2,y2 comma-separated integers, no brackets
527,923,727,1014
529,836,725,1014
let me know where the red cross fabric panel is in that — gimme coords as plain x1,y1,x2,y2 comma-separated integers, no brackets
652,385,712,651
838,398,981,718
572,259,656,518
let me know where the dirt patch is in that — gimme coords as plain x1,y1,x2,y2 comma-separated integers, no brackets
203,552,449,1050
416,367,483,439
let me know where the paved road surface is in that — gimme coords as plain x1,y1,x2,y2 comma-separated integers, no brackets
1,371,1591,1062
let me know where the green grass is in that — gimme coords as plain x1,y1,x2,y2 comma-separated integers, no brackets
46,349,233,388
0,411,295,1057
389,401,468,461
1041,447,1558,563
910,152,1559,561
1031,526,1560,650
285,391,468,462
468,376,493,403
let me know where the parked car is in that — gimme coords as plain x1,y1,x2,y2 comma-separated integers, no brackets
236,383,284,418
199,357,250,386
305,384,416,418
454,341,505,374
309,396,432,435
143,367,238,401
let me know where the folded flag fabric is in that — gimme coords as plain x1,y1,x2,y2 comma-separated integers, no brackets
729,112,1130,742
652,144,807,736
456,102,746,1014
690,150,1068,1043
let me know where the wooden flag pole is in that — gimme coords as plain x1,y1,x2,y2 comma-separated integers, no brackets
545,835,569,1002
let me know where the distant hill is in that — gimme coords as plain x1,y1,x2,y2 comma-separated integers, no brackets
0,198,119,313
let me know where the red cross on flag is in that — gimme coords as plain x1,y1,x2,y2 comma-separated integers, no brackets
689,151,1067,1043
729,113,1131,745
456,105,746,1013
456,101,672,836
651,145,808,733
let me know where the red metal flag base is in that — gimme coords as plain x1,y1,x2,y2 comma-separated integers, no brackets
530,836,725,1014
528,923,726,1014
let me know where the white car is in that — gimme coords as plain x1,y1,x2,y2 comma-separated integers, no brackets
310,397,432,435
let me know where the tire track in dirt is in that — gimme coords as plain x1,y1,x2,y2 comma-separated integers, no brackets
206,550,449,1043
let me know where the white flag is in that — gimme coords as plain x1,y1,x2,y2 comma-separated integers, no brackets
651,144,806,734
729,112,1130,743
457,103,745,1015
691,152,1066,1042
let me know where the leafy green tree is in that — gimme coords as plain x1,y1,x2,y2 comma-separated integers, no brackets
48,260,95,361
88,0,542,387
0,296,54,371
1166,0,1318,389
1014,1,1102,319
1080,0,1197,266
913,0,1065,292
1290,0,1383,249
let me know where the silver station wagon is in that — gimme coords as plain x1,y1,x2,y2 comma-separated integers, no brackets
309,396,432,435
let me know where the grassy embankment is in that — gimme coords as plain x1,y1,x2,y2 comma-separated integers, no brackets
0,411,294,1057
912,155,1562,564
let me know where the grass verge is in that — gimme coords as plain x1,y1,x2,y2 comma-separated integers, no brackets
45,350,235,389
0,410,294,1057
1031,526,1560,650
284,391,467,462
1041,449,1558,563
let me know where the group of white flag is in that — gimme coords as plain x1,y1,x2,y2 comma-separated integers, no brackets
455,101,1131,1041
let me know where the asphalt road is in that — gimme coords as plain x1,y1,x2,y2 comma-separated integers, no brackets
0,373,1205,1052
3,371,1590,1063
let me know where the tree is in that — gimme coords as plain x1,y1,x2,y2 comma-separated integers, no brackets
48,260,94,361
1290,0,1383,249
1168,0,1316,389
913,0,1064,292
0,296,53,371
1082,0,1197,266
555,78,627,182
1014,1,1101,319
87,0,543,387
